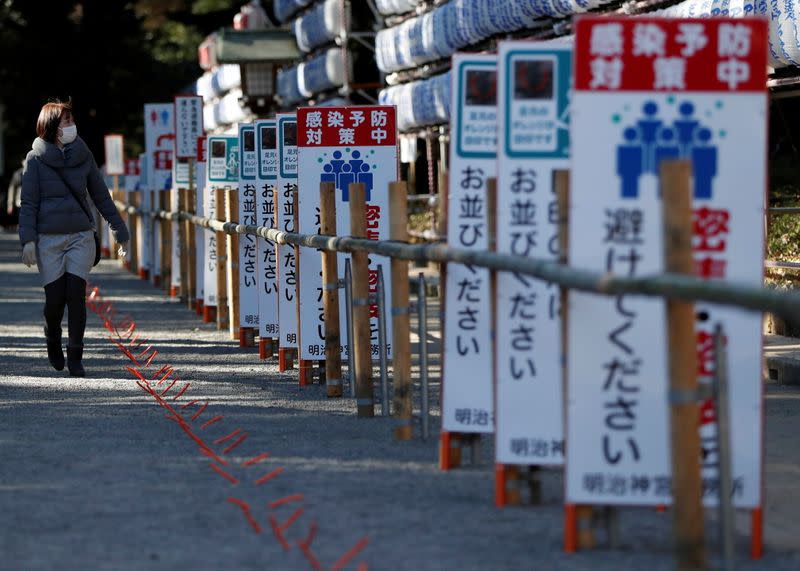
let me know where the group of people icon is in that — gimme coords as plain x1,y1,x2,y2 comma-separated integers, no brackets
617,101,717,199
320,150,374,201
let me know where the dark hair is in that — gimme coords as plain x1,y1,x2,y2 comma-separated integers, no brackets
36,99,73,142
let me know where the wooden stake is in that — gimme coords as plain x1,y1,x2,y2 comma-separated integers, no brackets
187,159,197,309
226,189,240,341
128,192,139,274
215,188,229,331
159,190,171,295
320,182,343,397
349,183,374,417
389,181,412,438
179,188,189,302
661,159,706,571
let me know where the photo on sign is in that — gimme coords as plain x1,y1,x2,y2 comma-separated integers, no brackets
514,60,554,100
243,129,255,152
261,126,277,149
211,140,226,158
283,121,297,147
465,70,497,106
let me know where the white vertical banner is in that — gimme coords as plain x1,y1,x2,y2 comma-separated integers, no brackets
195,137,206,304
238,123,260,329
174,95,203,159
256,119,279,339
104,134,124,176
296,106,398,361
495,42,572,466
442,54,497,434
144,103,175,282
566,17,767,507
276,113,299,350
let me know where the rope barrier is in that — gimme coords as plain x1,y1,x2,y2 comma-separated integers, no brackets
115,200,800,319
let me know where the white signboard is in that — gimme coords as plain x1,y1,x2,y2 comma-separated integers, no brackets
256,119,279,339
174,95,203,159
276,113,298,350
239,123,259,329
566,17,767,508
172,158,191,189
144,103,175,282
170,136,182,295
442,54,497,434
104,134,124,176
495,42,572,467
296,106,398,361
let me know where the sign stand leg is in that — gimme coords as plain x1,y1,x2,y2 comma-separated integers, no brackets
439,432,460,470
565,504,578,552
279,348,294,372
299,359,313,386
751,508,763,559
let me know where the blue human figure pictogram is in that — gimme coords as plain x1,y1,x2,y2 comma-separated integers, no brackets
636,101,663,174
321,163,336,184
673,101,699,157
339,163,355,201
617,127,643,199
692,128,717,199
357,162,374,201
348,150,364,181
654,127,680,168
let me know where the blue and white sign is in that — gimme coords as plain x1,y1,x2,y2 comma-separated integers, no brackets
256,119,279,340
495,42,572,467
239,123,259,329
442,54,497,435
276,113,299,350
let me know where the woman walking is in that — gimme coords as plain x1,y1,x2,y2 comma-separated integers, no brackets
19,100,129,377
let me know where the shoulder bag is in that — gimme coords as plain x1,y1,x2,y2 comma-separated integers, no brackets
52,166,102,266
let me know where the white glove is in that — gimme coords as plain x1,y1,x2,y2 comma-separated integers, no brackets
21,241,36,267
117,242,129,260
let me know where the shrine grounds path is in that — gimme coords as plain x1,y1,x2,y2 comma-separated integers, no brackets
1,230,799,571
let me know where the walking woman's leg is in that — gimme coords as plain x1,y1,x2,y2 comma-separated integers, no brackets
65,272,87,377
43,274,67,371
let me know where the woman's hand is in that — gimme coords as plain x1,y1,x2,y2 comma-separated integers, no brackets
117,242,129,260
21,242,36,267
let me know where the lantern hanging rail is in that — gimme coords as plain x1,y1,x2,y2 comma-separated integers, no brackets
114,200,800,319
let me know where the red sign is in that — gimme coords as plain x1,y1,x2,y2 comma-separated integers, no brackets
125,158,140,176
297,106,397,147
197,135,207,163
574,17,767,93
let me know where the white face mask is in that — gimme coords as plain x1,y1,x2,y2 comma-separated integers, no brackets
58,124,77,145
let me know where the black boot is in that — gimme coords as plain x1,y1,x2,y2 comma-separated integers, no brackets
66,345,85,377
44,325,65,371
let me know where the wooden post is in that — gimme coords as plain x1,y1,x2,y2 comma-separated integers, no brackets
186,159,197,310
349,182,374,417
320,182,343,397
179,188,189,303
215,188,229,331
390,181,413,439
159,190,171,295
661,160,706,571
128,192,139,274
226,189,240,341
112,175,121,262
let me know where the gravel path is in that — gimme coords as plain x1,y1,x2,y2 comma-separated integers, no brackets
1,230,798,570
